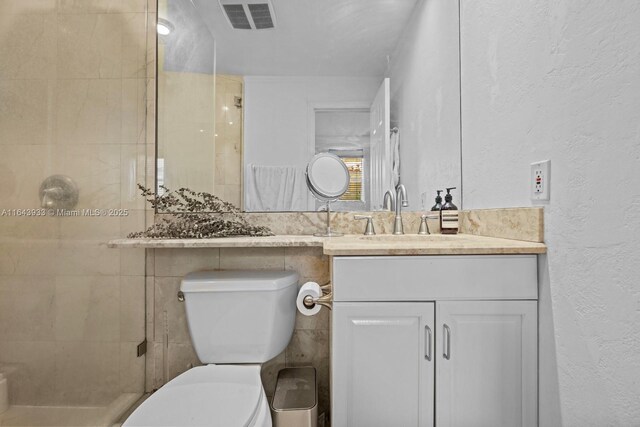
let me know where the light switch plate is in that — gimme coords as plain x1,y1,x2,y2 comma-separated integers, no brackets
531,160,550,201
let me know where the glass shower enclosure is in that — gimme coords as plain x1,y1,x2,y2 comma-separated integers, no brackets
0,1,151,425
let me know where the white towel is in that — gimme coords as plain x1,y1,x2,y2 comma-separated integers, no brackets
390,130,401,187
245,164,308,211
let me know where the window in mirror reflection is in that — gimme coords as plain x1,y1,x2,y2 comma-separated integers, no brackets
315,110,370,211
340,157,364,202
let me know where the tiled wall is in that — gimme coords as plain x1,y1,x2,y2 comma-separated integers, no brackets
214,75,243,207
0,0,154,406
145,246,332,417
156,43,216,194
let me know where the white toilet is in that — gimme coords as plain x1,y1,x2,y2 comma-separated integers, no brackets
124,270,299,427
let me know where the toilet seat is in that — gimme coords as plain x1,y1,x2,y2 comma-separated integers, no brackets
123,365,270,427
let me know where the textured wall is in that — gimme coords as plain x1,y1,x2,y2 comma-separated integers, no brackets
460,0,640,425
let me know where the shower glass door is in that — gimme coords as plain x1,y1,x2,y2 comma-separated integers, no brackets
0,1,151,425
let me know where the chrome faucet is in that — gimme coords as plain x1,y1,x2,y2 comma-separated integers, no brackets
383,190,395,211
393,184,409,235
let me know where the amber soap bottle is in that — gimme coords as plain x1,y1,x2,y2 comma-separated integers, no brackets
440,187,458,234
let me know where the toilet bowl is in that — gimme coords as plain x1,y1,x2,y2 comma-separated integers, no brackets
123,270,299,427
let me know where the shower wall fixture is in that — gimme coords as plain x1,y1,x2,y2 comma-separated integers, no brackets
39,175,79,210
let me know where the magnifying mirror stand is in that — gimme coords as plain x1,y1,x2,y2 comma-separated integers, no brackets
314,201,343,237
306,152,350,237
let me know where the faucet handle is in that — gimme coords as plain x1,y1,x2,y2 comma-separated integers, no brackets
418,215,429,235
418,214,440,235
354,215,376,235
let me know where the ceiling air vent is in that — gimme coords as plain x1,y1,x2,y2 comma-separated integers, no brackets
219,0,277,30
222,4,252,29
248,3,274,29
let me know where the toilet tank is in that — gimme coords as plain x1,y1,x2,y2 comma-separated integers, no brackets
180,270,299,364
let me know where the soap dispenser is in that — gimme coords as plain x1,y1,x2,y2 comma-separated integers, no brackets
440,187,459,234
431,190,443,212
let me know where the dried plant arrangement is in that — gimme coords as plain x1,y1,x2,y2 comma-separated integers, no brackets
128,185,273,239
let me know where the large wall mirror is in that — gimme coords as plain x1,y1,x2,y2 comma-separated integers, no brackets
157,0,461,212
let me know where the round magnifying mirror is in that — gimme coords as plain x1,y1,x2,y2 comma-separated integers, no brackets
306,153,350,200
306,153,350,237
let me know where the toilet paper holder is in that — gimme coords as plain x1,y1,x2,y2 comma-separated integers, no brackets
303,282,333,311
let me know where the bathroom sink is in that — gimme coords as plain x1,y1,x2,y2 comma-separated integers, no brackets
350,234,457,242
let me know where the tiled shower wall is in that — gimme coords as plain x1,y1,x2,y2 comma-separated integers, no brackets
145,246,332,417
214,75,243,207
0,0,154,406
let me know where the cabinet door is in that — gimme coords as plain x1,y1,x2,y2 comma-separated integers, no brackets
333,302,435,427
436,301,537,427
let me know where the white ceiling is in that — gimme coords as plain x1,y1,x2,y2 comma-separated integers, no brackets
190,0,419,76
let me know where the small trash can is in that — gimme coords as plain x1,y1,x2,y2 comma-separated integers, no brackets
270,367,317,427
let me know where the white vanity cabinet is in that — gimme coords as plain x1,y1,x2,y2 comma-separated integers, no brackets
331,255,538,427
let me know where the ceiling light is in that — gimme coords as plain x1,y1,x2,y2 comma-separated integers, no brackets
157,18,174,36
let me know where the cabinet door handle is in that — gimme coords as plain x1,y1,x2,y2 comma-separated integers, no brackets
424,325,432,361
443,324,451,360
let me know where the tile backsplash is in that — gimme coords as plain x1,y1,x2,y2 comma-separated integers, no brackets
460,207,544,242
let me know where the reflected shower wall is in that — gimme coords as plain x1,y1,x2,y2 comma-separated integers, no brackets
157,47,216,194
156,0,217,196
156,0,244,207
0,1,151,425
214,75,243,208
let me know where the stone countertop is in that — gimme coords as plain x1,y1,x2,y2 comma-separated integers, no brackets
107,235,325,249
108,234,546,255
321,233,546,255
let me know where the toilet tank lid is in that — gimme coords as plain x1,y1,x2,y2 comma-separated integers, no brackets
181,270,299,293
